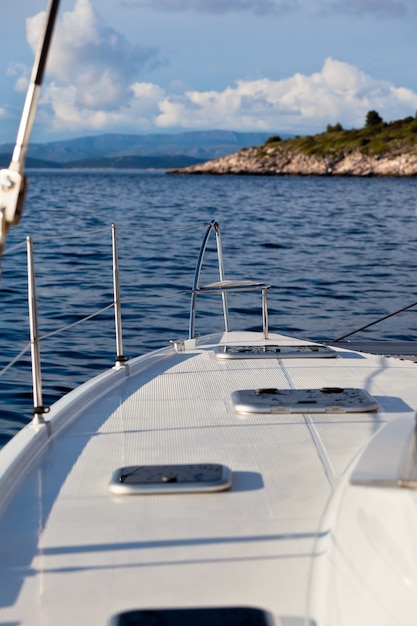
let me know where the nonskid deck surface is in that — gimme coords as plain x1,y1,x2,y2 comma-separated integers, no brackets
0,331,417,625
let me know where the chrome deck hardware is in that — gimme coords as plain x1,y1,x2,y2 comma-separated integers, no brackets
214,344,337,359
189,220,270,339
231,387,378,414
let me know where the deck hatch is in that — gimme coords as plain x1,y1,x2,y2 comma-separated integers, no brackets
110,463,232,495
214,344,336,359
231,387,378,414
114,607,270,626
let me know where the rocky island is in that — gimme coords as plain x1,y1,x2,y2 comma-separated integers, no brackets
170,112,417,177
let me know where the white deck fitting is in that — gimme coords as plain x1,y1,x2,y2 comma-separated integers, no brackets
0,331,416,625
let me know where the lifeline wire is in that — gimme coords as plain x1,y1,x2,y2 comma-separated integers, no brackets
334,299,417,342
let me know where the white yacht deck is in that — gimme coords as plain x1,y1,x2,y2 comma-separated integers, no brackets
1,331,417,625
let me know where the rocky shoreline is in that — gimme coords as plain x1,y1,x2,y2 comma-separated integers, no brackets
169,146,417,176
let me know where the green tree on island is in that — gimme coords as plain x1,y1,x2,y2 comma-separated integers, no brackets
365,110,383,127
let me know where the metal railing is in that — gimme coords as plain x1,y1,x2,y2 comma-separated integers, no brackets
189,220,270,340
0,221,209,425
10,224,128,422
189,220,229,338
1,219,272,422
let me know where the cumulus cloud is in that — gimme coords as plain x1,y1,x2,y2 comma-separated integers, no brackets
16,1,417,136
6,62,29,93
24,0,164,131
153,58,417,132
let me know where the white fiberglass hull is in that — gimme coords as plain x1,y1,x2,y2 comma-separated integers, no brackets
0,330,416,625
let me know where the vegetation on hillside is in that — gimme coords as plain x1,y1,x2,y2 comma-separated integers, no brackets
259,112,417,159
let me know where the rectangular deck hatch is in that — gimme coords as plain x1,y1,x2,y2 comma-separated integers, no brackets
232,387,378,414
110,463,232,495
114,607,271,626
214,344,336,359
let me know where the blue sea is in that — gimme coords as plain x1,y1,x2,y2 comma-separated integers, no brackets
1,170,417,445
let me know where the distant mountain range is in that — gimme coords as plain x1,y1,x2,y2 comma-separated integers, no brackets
0,130,285,169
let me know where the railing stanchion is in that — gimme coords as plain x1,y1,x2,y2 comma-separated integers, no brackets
27,236,48,421
112,224,128,365
214,222,230,332
189,221,220,339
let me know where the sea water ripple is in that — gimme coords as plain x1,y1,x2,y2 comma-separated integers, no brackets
1,170,417,444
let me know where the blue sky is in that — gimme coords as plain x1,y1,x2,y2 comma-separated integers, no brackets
0,0,416,143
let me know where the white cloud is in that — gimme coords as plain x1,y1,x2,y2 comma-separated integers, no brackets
17,1,417,136
154,58,417,132
24,0,163,132
35,81,167,134
6,62,29,93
